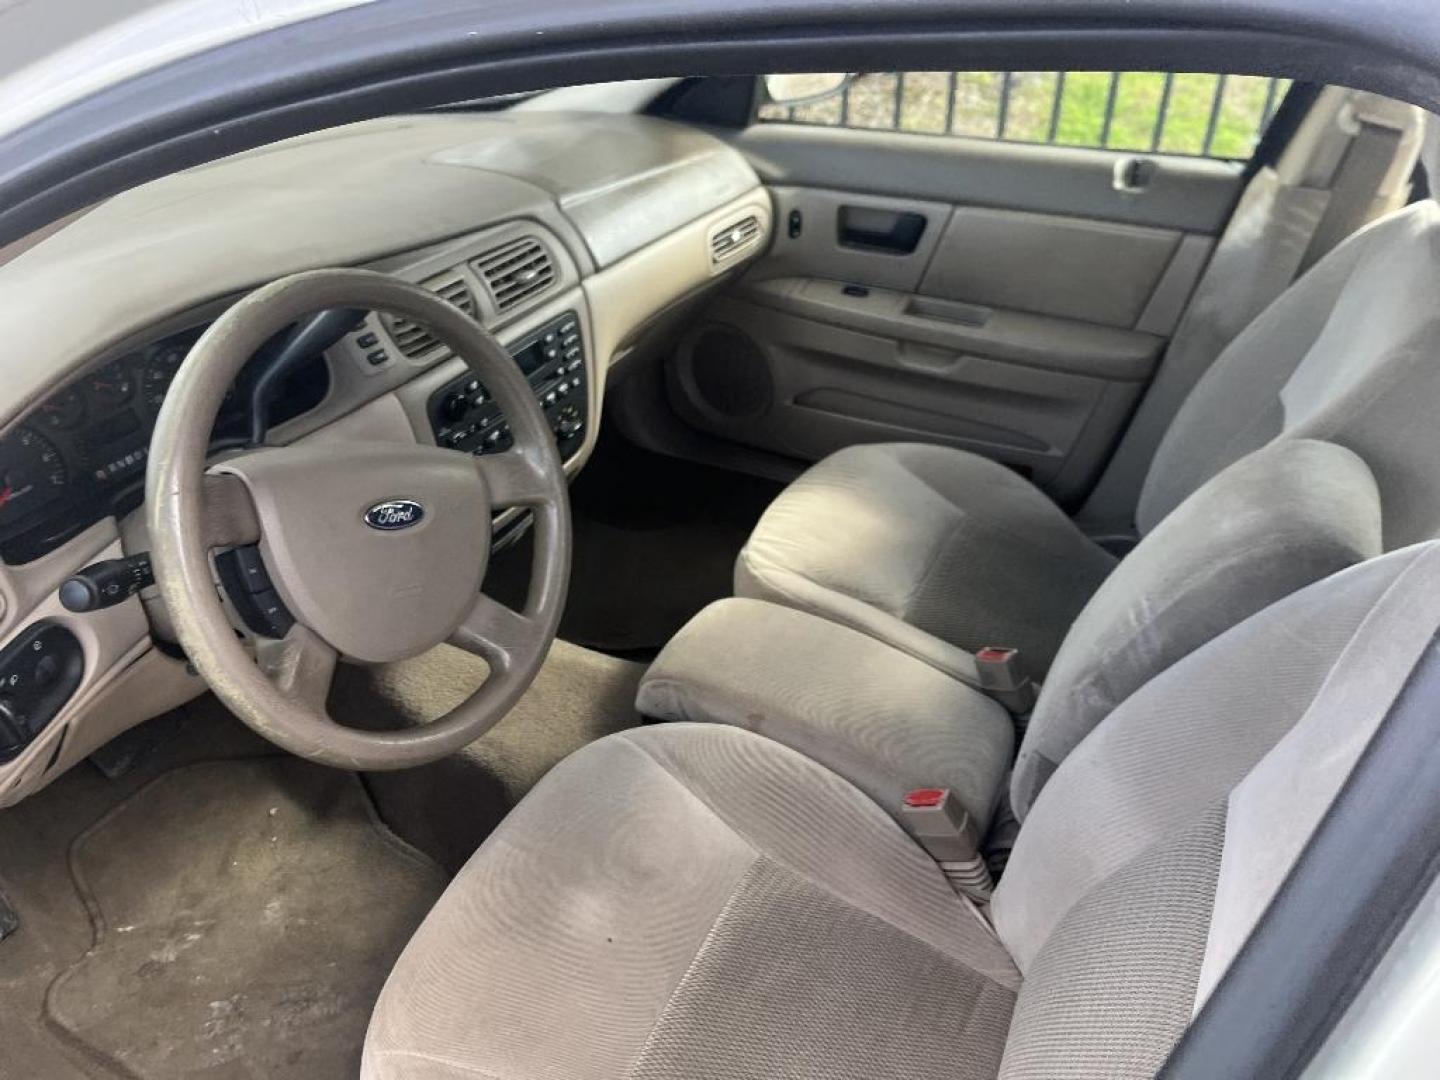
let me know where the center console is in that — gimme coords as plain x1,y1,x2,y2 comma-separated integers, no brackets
635,598,1015,845
426,310,587,461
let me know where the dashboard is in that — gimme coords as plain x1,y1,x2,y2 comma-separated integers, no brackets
0,325,328,564
0,107,773,808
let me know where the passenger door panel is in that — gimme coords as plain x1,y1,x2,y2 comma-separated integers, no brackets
755,188,952,291
668,123,1247,506
920,206,1183,328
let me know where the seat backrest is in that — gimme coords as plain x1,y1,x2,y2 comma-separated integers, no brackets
1009,437,1382,818
1136,199,1440,550
988,541,1440,1078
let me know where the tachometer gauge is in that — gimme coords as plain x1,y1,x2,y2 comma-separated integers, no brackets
141,346,186,414
85,361,135,411
0,428,67,527
35,388,85,432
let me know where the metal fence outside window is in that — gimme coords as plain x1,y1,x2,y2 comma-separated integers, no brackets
757,72,1292,161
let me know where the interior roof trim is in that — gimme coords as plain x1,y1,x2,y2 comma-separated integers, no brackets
1,0,1439,249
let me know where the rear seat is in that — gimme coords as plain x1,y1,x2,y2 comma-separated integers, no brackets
639,198,1440,830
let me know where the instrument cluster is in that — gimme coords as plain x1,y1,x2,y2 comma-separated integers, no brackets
0,325,328,564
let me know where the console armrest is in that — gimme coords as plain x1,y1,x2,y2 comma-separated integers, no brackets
637,598,1013,837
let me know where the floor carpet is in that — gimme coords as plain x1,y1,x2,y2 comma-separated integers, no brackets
0,698,277,1080
486,431,781,657
44,758,445,1080
332,638,647,872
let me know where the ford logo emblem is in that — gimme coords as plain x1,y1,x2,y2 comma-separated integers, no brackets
364,499,425,531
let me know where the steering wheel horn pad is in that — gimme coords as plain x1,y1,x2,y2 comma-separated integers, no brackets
215,442,491,663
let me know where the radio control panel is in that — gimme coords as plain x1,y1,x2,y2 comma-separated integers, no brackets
427,311,587,462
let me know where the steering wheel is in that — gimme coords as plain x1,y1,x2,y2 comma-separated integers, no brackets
145,269,571,769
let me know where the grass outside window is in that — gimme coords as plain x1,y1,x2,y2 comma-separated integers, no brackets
758,71,1291,161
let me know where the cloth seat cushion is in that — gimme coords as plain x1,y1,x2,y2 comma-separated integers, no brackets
1009,437,1383,818
363,723,1019,1080
735,442,1117,680
636,596,1014,836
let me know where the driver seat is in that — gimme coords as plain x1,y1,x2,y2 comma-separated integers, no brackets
362,541,1440,1079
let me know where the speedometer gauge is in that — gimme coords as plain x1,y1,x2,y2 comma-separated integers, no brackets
142,346,186,414
85,361,134,411
36,388,85,432
0,428,67,528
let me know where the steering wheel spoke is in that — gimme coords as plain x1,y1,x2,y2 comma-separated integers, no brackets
256,622,337,714
449,592,546,673
200,473,261,548
478,448,553,508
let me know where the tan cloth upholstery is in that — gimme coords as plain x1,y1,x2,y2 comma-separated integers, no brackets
1010,438,1382,818
1138,200,1440,548
636,596,1013,835
366,544,1440,1079
669,439,1378,827
993,542,1440,1076
362,723,1018,1080
992,543,1438,973
735,441,1117,679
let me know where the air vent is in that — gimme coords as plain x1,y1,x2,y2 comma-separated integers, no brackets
472,237,556,313
710,214,762,265
381,274,476,358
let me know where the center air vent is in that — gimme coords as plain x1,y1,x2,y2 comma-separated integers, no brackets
472,237,556,313
710,214,762,265
382,275,475,358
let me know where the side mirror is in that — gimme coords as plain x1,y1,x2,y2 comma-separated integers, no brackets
763,73,855,107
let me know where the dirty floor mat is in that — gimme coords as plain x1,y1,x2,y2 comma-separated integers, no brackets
332,638,646,872
42,757,445,1079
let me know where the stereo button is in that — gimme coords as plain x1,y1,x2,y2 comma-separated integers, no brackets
441,392,471,423
555,405,583,438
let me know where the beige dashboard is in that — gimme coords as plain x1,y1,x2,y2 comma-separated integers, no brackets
0,108,772,807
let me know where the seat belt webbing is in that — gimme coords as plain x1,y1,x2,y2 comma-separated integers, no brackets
1298,120,1404,274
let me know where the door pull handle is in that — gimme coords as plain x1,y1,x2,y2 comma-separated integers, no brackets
1112,156,1157,194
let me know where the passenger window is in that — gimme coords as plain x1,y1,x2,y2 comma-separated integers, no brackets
756,72,1292,161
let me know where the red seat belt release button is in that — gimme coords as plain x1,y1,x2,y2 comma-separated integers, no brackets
900,787,993,901
975,645,1038,714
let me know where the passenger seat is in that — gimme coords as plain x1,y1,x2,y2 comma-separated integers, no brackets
735,199,1440,683
641,436,1380,824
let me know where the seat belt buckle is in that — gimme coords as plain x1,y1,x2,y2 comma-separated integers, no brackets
901,788,994,902
975,646,1038,715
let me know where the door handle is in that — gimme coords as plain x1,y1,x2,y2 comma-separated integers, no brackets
1112,156,1157,194
837,206,927,255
